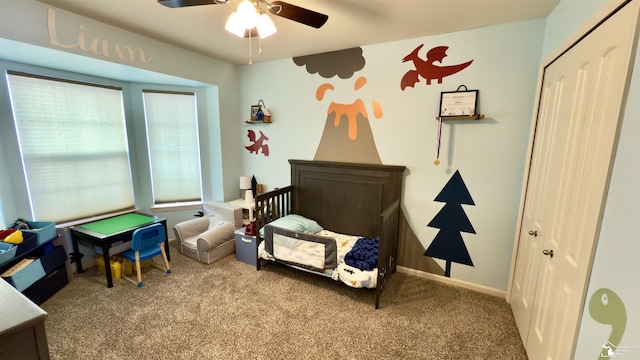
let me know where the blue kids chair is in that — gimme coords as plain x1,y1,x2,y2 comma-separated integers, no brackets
122,223,172,287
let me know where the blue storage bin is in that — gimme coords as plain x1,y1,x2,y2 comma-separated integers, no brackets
39,246,67,274
0,242,17,266
15,232,38,257
234,227,257,266
94,240,132,256
23,221,57,245
1,258,46,292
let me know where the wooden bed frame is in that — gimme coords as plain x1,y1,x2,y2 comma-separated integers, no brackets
254,160,406,309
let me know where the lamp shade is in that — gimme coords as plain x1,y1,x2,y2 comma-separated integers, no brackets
239,176,252,190
225,12,246,38
256,13,276,38
237,0,257,29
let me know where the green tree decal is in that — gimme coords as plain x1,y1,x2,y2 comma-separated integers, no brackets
424,170,476,277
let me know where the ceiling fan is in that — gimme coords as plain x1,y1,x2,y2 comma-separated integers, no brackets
157,0,329,29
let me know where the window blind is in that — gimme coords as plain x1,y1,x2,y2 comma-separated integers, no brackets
142,91,202,205
6,72,135,222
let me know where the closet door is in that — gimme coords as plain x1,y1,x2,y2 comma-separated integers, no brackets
510,1,640,359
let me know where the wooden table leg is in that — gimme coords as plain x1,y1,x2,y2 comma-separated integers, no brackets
102,245,113,288
70,235,85,274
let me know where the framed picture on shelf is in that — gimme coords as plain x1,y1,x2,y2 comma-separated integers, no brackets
250,105,261,121
439,89,478,117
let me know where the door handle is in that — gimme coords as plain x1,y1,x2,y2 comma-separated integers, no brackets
543,249,554,258
528,230,538,237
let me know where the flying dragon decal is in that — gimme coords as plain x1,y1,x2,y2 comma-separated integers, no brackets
401,45,473,90
245,130,270,156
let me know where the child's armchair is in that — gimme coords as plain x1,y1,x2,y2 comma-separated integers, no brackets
173,202,243,264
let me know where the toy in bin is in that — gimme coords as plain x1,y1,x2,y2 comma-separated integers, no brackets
12,218,30,230
0,228,18,241
0,218,31,244
245,221,256,236
2,230,23,244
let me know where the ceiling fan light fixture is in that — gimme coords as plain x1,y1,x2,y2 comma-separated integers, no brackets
256,12,277,38
224,12,245,37
225,0,277,40
237,0,258,29
225,12,246,38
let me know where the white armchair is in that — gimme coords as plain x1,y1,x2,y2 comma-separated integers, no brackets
173,202,243,264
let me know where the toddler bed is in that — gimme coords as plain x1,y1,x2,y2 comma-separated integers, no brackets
254,160,405,309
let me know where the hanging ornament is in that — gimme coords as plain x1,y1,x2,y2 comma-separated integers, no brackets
434,116,443,165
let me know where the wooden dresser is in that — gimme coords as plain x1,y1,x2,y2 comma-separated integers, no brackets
0,278,50,359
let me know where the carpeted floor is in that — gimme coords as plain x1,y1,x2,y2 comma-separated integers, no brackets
40,243,528,359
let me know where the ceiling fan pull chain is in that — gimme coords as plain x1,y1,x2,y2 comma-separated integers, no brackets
248,30,253,65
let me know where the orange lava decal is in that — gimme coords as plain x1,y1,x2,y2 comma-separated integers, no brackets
327,100,367,140
316,83,334,101
372,100,383,118
317,76,382,141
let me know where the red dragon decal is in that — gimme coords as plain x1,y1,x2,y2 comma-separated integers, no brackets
245,130,269,156
401,45,473,90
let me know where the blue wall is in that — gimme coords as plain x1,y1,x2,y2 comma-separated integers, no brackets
236,19,546,290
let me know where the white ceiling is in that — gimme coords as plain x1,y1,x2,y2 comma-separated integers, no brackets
35,0,560,66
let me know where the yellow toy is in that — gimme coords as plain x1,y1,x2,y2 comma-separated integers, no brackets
3,230,23,244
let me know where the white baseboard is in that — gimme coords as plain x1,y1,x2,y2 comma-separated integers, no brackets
396,266,507,300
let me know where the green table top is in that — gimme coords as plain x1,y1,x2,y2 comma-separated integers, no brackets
78,213,155,235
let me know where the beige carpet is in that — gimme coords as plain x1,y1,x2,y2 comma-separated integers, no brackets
41,243,528,359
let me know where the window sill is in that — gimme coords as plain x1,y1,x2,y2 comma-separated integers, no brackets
151,202,203,213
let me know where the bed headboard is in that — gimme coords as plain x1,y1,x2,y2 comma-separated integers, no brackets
289,160,405,238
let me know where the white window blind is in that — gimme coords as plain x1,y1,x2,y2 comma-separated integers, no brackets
6,71,135,223
143,91,202,205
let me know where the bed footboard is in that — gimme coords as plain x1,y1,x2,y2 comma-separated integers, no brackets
374,199,401,309
255,186,293,270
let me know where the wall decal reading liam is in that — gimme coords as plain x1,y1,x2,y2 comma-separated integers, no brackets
589,288,627,359
47,9,152,63
401,45,472,90
424,170,476,277
245,130,269,156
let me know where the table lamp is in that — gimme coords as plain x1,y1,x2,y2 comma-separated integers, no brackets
239,176,253,202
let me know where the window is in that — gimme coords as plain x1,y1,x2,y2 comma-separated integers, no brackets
142,90,202,206
6,71,134,223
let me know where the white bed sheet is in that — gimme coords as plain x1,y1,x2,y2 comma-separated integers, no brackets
258,229,378,289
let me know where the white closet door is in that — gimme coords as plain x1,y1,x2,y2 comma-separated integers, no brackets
510,1,640,359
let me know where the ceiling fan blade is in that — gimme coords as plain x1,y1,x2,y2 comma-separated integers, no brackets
158,0,222,8
268,1,328,29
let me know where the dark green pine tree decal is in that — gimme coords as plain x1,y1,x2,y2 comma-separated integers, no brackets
424,170,476,277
